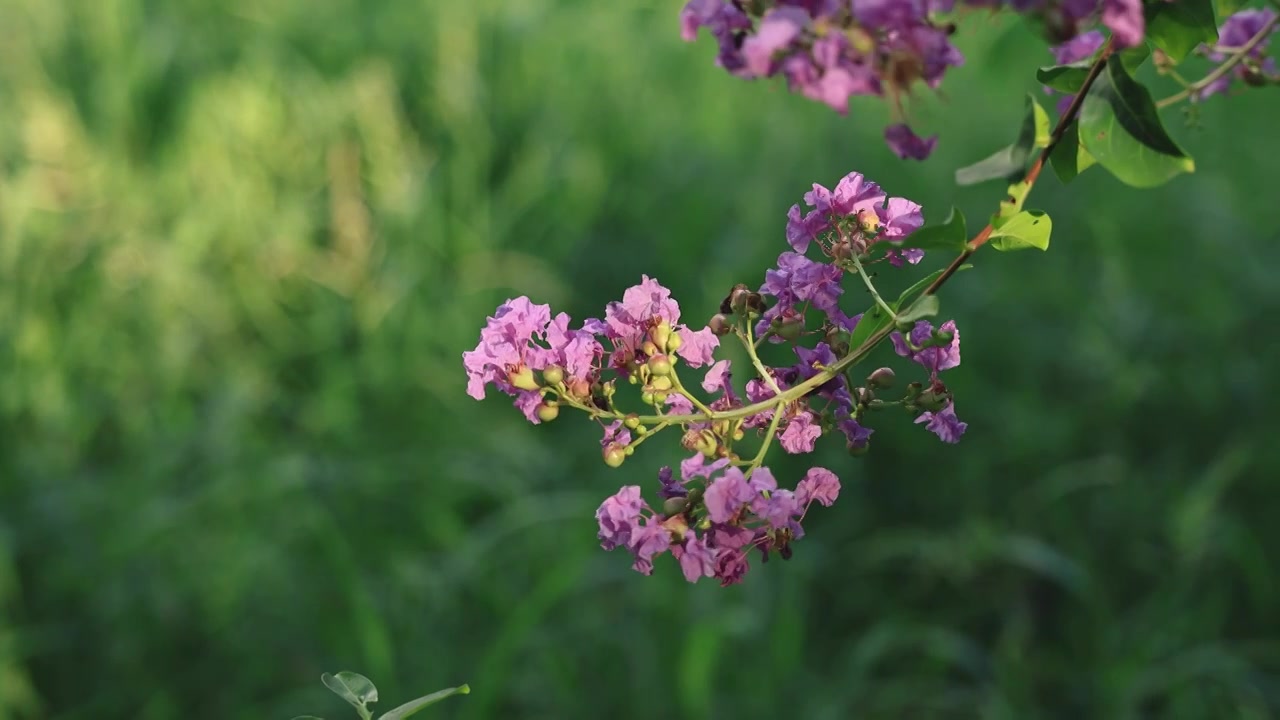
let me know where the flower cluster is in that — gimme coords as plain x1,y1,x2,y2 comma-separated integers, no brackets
465,169,969,584
679,0,1149,159
597,462,840,586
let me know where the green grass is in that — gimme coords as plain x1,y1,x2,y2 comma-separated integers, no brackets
1,1,1279,718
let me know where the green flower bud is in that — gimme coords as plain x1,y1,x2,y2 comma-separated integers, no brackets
662,496,688,516
536,402,560,422
647,354,672,377
665,330,683,354
541,365,564,386
774,316,804,341
904,381,923,400
867,367,895,389
931,329,955,346
641,340,660,358
623,414,641,430
603,445,626,468
648,321,672,351
916,389,949,412
640,391,656,406
649,376,673,392
507,366,539,392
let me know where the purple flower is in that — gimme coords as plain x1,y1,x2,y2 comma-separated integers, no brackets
601,420,633,449
604,275,681,342
779,411,822,454
673,531,719,583
884,124,938,160
741,7,809,76
680,453,731,482
796,467,841,507
657,466,687,499
1050,30,1105,65
704,467,757,523
596,486,646,551
676,326,720,367
809,172,886,217
462,296,552,399
916,401,968,443
701,359,736,398
891,319,961,376
785,204,830,253
1102,0,1144,48
628,522,674,575
838,417,874,450
756,489,800,529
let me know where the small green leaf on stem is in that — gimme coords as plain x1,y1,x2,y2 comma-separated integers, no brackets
1080,55,1195,187
323,672,379,709
379,685,471,720
988,210,1052,251
998,181,1031,218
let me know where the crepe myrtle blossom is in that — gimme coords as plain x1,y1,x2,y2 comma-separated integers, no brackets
680,0,1153,158
596,464,842,585
466,169,972,585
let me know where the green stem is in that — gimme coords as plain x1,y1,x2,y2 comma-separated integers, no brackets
669,367,714,416
1157,12,1279,108
746,404,785,477
741,324,784,396
850,251,896,322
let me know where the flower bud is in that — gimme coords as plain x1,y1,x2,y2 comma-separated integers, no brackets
640,391,656,406
603,445,626,468
623,413,641,430
709,313,733,336
904,381,923,400
649,376,673,392
541,365,564,386
641,340,660,358
744,293,766,316
647,355,672,377
662,496,688,516
566,377,591,399
867,367,896,389
664,331,683,354
916,389,949,412
773,315,804,341
536,401,560,422
648,320,672,351
931,328,955,346
854,387,875,406
507,366,539,392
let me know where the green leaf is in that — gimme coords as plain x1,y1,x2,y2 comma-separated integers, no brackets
895,295,940,325
1048,121,1097,183
848,265,973,351
378,685,471,720
954,94,1047,185
998,181,1031,218
1080,55,1195,187
323,672,379,709
1146,0,1218,64
1036,45,1152,93
988,210,1052,251
896,207,966,252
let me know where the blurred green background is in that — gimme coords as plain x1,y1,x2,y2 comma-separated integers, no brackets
2,0,1279,718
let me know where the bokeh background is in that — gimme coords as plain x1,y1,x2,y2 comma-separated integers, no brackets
2,1,1279,718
